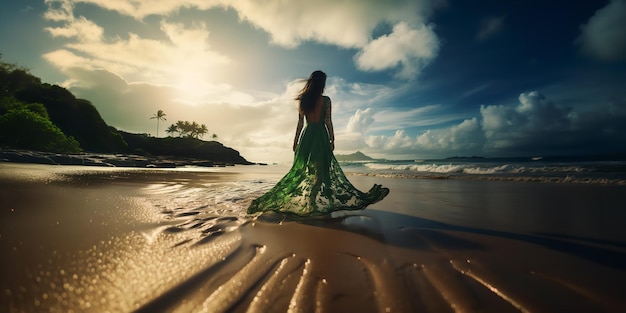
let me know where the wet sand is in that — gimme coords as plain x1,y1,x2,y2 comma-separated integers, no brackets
1,163,625,312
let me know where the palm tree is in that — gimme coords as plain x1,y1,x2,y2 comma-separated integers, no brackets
197,124,208,138
165,124,178,137
176,120,190,137
190,121,200,138
150,110,167,137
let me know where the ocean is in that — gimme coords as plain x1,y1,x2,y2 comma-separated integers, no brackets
338,155,626,184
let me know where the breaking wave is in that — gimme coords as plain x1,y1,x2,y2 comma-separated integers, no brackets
343,159,626,185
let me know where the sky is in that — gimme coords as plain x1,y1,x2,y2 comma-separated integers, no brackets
1,0,625,163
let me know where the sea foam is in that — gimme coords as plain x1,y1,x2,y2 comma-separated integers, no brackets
354,159,626,185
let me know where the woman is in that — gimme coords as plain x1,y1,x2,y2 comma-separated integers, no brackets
247,70,389,216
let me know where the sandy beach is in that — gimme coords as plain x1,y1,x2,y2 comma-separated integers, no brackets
1,163,626,312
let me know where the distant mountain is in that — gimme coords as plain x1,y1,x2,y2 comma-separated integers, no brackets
335,151,374,161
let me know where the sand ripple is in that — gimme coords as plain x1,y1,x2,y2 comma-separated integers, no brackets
3,166,625,312
117,180,626,312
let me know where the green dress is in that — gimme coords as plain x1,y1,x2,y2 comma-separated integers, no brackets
247,97,389,216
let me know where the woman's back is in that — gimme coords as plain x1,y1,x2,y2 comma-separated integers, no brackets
302,96,326,123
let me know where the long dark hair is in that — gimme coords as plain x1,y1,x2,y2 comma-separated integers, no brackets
296,70,326,114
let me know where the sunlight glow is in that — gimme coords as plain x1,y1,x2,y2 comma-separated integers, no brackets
172,68,212,105
159,21,232,105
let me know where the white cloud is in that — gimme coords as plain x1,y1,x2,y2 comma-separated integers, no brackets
577,0,626,61
43,0,74,22
366,130,414,151
360,91,626,158
346,108,375,133
43,2,236,104
325,78,402,114
355,22,439,79
372,104,462,132
60,0,432,48
416,118,484,152
44,0,439,80
45,16,103,41
45,0,215,20
480,91,572,150
475,16,505,42
363,117,485,158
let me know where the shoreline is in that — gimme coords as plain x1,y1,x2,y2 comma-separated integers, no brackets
0,148,257,168
1,164,626,312
4,146,626,185
3,147,626,185
350,171,626,185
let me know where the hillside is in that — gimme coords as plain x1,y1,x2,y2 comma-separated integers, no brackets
119,131,252,165
335,151,375,161
1,66,126,152
0,59,251,165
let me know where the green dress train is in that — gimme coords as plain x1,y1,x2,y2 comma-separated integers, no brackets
247,96,389,216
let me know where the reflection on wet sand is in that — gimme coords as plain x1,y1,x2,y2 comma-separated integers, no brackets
1,164,625,312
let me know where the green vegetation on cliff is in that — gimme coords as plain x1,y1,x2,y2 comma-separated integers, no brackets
0,55,251,164
0,100,81,153
0,65,126,152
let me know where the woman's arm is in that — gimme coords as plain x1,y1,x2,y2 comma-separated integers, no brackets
293,108,304,152
324,97,335,151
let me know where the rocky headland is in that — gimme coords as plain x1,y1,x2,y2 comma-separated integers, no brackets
0,148,253,168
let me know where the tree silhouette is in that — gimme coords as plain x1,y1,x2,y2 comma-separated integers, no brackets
190,121,200,138
150,109,166,137
171,120,209,139
175,120,190,137
197,123,208,138
165,124,178,137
